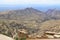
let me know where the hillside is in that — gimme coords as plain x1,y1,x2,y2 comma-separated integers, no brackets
46,9,60,20
0,8,46,21
0,8,60,39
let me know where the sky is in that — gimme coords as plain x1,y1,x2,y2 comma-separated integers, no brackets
0,0,60,5
0,0,60,11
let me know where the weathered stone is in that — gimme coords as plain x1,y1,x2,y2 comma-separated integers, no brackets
0,34,14,40
18,29,28,34
45,35,54,38
36,35,42,38
45,31,55,35
28,34,37,38
55,32,60,35
54,35,60,38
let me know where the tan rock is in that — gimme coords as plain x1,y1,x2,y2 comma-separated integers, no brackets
45,31,55,34
0,34,14,40
18,29,28,34
36,35,42,38
54,35,60,38
46,35,54,38
55,32,60,35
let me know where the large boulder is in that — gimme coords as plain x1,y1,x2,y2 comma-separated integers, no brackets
0,34,14,40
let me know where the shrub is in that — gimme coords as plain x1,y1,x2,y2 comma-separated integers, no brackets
15,37,18,40
20,37,26,40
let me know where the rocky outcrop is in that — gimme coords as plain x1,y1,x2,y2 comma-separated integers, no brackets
0,34,14,40
43,31,60,38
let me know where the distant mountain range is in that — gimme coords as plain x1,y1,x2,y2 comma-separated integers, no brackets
0,8,60,39
0,8,46,22
0,8,60,21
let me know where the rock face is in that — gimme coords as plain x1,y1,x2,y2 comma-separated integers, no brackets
54,32,60,38
0,34,14,40
42,31,60,39
45,35,54,38
54,35,60,38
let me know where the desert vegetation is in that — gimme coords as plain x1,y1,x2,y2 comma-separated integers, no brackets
0,8,60,39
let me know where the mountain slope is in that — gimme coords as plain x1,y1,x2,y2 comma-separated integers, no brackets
46,9,60,20
0,8,47,23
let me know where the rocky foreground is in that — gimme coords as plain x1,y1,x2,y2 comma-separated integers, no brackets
0,34,14,40
27,39,60,40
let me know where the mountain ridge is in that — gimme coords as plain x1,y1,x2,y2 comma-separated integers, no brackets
0,8,60,39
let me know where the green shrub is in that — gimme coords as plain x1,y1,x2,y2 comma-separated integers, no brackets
15,37,18,40
20,37,26,40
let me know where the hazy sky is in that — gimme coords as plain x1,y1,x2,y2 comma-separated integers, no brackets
0,0,60,11
0,0,60,5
